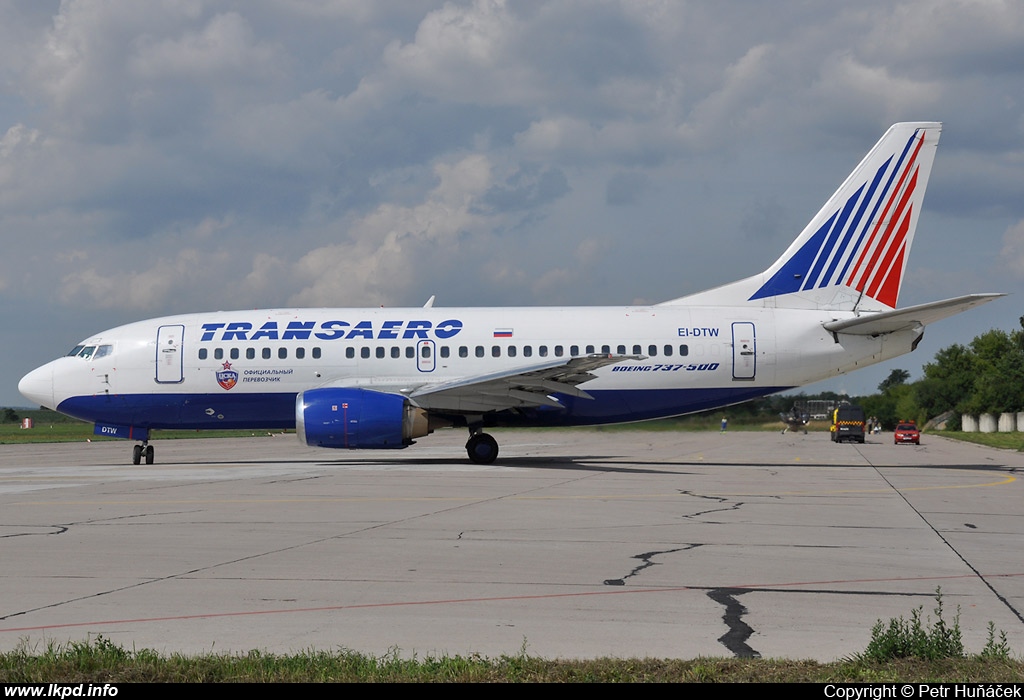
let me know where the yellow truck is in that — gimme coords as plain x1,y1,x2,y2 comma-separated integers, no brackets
830,405,866,444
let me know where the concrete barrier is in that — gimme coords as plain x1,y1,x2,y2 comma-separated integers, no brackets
979,413,997,433
999,412,1017,432
962,414,978,432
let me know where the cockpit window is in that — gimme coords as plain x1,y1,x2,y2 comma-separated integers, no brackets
66,344,113,360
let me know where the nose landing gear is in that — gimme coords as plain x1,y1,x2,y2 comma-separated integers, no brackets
132,442,154,465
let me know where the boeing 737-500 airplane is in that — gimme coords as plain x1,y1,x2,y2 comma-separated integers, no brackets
19,122,1002,465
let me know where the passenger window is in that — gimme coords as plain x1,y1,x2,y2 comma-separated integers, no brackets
296,347,305,359
391,347,400,359
617,345,626,354
491,346,501,358
246,348,255,360
475,346,484,358
539,346,548,357
586,345,595,354
440,346,450,358
376,347,385,359
312,347,322,359
508,346,517,357
633,345,642,355
459,346,468,358
555,345,564,357
422,345,432,358
648,345,658,356
570,345,579,356
214,348,223,360
346,347,355,359
601,345,610,354
361,347,370,359
262,347,271,359
679,344,689,356
231,348,239,360
523,345,533,357
406,347,415,359
664,345,673,357
198,349,208,360
279,347,288,359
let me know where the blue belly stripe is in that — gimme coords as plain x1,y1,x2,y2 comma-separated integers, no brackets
58,386,792,432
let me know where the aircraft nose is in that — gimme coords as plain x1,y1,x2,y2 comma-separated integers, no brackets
19,364,55,409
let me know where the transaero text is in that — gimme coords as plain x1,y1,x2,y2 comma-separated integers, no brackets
200,319,463,342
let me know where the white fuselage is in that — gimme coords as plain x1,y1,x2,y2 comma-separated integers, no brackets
20,304,920,432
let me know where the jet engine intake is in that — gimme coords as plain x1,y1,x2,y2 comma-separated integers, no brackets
296,388,429,449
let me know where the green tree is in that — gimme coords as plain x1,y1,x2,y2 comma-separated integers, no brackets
863,369,919,429
862,384,916,430
916,343,976,418
963,330,1024,414
878,369,910,393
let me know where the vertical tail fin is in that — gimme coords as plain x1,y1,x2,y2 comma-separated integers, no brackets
750,122,940,309
664,122,941,310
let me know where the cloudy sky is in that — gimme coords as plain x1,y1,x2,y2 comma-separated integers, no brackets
3,0,1023,408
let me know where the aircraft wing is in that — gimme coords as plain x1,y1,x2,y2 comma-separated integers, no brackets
823,293,1005,336
409,354,641,413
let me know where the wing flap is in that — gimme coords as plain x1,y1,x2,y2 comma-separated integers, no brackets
410,354,641,413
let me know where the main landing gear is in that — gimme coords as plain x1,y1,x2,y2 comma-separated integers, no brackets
132,442,154,465
466,429,499,465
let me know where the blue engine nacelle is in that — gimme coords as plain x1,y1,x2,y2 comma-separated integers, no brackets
296,388,430,449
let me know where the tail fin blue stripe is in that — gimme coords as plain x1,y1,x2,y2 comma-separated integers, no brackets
803,183,864,290
822,160,888,287
748,213,836,299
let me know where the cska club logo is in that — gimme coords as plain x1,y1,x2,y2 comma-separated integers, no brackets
216,361,238,391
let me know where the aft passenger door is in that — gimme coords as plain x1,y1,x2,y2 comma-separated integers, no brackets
731,322,756,380
156,324,184,383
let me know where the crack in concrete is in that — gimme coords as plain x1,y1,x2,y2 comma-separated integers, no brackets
868,463,1024,626
1,477,582,623
677,491,745,520
707,588,761,658
1,510,196,540
603,544,701,586
0,525,68,538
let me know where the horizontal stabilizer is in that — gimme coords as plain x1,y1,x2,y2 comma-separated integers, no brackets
822,293,1005,336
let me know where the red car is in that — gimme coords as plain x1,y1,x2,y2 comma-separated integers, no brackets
894,422,920,445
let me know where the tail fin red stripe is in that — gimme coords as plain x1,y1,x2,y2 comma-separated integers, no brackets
872,235,908,308
866,203,913,305
857,166,919,297
845,133,925,291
